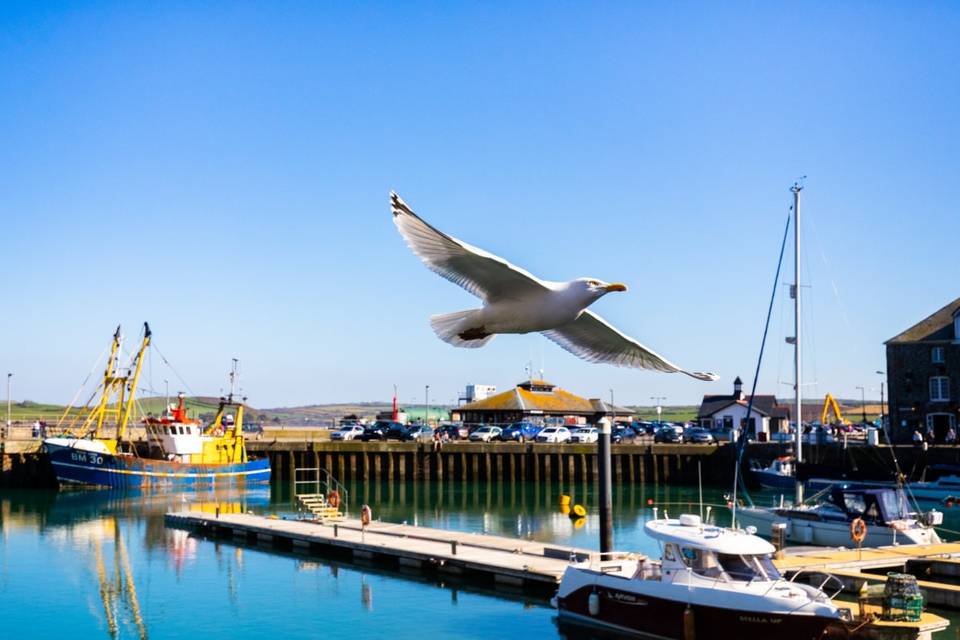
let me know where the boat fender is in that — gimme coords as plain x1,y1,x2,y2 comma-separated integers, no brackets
360,504,372,527
683,603,695,640
328,490,340,509
588,592,600,616
850,518,867,545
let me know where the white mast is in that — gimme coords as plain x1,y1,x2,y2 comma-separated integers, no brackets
792,183,804,504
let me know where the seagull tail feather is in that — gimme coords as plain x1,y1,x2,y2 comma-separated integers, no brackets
681,370,720,382
430,309,494,349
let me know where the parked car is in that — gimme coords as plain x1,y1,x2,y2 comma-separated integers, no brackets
404,425,435,442
358,421,397,441
653,426,683,443
499,422,541,442
569,427,599,444
330,424,365,441
436,423,469,440
683,427,715,444
613,424,637,444
386,423,410,441
469,425,502,442
536,426,572,443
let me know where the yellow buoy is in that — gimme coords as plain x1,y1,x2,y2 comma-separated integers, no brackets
572,517,586,529
560,504,571,516
559,494,571,506
570,504,587,518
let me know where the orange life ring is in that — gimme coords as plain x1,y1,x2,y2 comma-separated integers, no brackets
850,517,867,544
360,504,372,526
328,490,340,509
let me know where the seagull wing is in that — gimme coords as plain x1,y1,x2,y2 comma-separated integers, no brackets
543,310,719,381
391,192,549,303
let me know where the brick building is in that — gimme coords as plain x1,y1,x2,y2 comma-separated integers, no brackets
885,297,960,442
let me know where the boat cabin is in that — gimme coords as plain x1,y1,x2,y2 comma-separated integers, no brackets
646,514,782,584
826,487,910,525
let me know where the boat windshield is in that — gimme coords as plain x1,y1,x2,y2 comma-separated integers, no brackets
717,553,782,582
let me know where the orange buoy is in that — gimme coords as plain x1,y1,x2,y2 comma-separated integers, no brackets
360,504,372,526
850,517,867,544
328,490,340,509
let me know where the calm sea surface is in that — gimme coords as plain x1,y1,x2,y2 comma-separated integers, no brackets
1,480,958,639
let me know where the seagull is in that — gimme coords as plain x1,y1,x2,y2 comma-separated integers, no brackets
390,192,718,381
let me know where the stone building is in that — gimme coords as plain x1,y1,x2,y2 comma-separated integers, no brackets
885,296,960,442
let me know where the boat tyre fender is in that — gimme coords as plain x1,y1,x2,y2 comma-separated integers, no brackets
850,517,867,545
328,490,340,509
360,504,372,526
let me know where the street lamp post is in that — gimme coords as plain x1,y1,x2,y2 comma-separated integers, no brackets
876,371,886,428
651,396,666,426
609,388,615,421
6,373,12,432
425,385,430,426
856,386,867,424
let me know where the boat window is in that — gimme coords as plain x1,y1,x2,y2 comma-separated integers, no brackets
877,491,908,522
717,553,765,581
843,494,867,515
663,544,677,562
686,549,724,578
756,554,782,581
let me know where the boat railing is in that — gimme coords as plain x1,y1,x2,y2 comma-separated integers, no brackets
785,568,845,600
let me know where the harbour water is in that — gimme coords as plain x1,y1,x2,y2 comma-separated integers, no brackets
2,481,959,638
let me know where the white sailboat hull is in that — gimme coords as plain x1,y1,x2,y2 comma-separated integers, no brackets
736,506,941,547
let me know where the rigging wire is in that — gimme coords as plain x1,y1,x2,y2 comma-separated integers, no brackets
731,212,792,526
150,342,196,398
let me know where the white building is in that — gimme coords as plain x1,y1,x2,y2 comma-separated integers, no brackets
463,384,496,404
697,377,789,440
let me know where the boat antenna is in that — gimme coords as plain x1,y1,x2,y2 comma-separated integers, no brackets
229,358,239,403
731,207,792,528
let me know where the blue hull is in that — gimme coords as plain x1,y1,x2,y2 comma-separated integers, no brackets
47,446,271,489
751,469,797,490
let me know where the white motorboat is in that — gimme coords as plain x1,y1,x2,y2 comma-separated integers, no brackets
737,486,942,547
553,513,849,640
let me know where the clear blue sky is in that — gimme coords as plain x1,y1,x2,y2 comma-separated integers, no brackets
2,2,958,409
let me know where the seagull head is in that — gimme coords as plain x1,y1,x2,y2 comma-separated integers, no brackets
573,278,628,301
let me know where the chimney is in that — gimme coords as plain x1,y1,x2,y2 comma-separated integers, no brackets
734,376,744,401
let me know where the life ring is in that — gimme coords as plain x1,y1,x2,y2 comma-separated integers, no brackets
328,490,340,509
850,517,867,544
360,504,372,526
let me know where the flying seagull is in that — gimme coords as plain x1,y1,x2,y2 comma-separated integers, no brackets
390,192,718,381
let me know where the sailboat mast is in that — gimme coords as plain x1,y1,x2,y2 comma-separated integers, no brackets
792,183,804,504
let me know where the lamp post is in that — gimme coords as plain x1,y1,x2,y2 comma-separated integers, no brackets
425,385,430,426
6,373,12,432
876,371,886,428
651,396,666,426
164,379,169,414
856,386,867,424
609,388,615,421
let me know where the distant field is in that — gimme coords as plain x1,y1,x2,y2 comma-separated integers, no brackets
2,397,885,426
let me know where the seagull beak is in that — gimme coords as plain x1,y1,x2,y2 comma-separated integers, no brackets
604,283,628,293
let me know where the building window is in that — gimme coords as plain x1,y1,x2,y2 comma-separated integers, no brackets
930,376,950,402
933,347,945,364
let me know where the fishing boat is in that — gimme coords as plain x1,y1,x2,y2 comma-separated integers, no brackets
44,323,270,489
750,455,796,490
553,513,849,639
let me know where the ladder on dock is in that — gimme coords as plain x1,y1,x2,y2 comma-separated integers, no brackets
293,467,349,522
295,493,345,522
